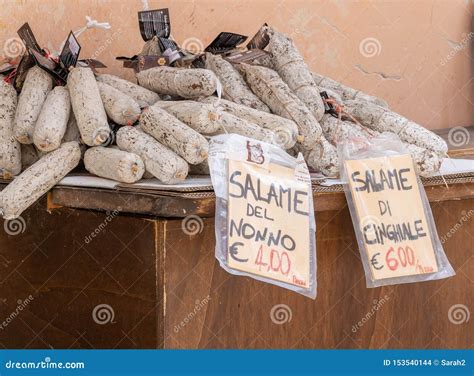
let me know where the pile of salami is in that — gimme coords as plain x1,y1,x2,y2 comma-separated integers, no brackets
0,25,448,220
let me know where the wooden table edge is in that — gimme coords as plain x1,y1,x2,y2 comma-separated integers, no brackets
38,179,474,218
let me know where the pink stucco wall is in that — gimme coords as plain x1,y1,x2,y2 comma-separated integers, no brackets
1,0,472,129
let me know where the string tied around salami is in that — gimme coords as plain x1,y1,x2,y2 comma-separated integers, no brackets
56,16,111,56
209,77,229,135
3,68,17,84
322,95,361,125
321,92,376,143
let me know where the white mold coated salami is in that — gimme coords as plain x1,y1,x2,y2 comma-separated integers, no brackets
140,104,209,165
67,67,110,146
13,66,53,144
205,53,270,112
320,115,442,177
208,110,277,145
343,99,448,155
0,141,81,219
97,82,141,126
0,79,21,177
33,86,71,152
96,73,160,108
116,126,188,183
265,27,325,121
155,101,222,134
201,97,298,149
136,66,217,98
240,63,322,150
84,146,145,183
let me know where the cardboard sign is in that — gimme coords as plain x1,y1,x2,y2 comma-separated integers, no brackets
226,155,312,287
345,154,439,280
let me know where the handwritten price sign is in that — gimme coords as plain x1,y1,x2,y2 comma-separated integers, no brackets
227,159,311,287
345,154,439,280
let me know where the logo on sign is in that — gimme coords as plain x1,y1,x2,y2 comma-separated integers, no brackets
246,141,265,165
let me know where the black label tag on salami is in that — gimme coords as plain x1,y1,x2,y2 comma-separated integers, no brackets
59,31,81,70
204,32,247,54
116,55,138,71
138,8,171,41
191,53,206,68
320,91,338,117
116,54,171,73
30,48,68,83
13,53,35,91
247,23,269,50
224,49,269,64
158,37,178,52
17,23,42,53
138,55,170,71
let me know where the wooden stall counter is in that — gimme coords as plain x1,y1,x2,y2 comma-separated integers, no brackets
0,129,473,349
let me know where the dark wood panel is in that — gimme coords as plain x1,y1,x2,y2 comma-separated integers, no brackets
163,199,473,349
1,197,472,349
0,197,163,349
